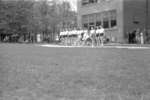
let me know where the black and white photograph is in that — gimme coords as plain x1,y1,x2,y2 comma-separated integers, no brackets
0,0,150,99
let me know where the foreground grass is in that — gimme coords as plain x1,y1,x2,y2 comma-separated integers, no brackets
0,44,150,100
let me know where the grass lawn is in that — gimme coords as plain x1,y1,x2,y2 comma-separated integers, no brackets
0,44,150,100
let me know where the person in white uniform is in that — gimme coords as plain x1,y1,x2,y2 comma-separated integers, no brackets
75,28,83,46
82,29,90,46
64,29,68,46
99,26,105,46
96,26,100,46
60,30,65,44
140,31,144,44
90,27,96,47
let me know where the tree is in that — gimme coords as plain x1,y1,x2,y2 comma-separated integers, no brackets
57,1,77,30
0,0,77,42
0,0,35,42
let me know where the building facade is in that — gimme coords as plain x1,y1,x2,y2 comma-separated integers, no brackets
77,0,150,43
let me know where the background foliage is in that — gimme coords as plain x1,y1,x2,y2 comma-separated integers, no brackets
0,0,77,42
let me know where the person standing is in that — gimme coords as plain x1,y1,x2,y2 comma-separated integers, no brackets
90,27,96,47
76,28,83,46
132,30,136,44
136,29,140,44
140,31,144,44
82,29,90,46
64,29,68,46
99,26,105,46
128,31,131,44
66,29,69,46
96,26,101,46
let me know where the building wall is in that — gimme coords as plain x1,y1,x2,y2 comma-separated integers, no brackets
77,0,150,43
77,0,82,27
148,0,150,30
77,0,125,42
123,0,150,41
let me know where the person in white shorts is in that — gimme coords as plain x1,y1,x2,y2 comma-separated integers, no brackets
90,27,96,47
99,26,105,46
76,28,83,46
65,29,69,46
82,29,90,46
140,31,144,44
96,26,100,46
60,30,65,44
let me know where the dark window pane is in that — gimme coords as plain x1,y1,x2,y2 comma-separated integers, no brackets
82,0,89,5
103,11,109,28
89,22,94,26
82,15,88,23
89,0,97,3
96,21,101,26
111,20,117,28
96,14,102,22
82,2,88,5
89,14,95,23
89,0,94,3
103,21,109,28
83,23,88,28
110,10,117,28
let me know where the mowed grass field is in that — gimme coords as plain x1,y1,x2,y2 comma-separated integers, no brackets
0,44,150,100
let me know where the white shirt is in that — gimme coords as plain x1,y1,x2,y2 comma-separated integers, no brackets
73,30,77,35
60,31,62,36
60,31,65,36
83,30,88,34
82,32,89,40
63,31,68,36
68,30,72,36
96,29,100,34
76,30,80,35
77,30,83,35
90,29,95,35
96,28,105,34
100,28,105,34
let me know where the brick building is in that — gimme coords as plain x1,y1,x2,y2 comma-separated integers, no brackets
77,0,150,43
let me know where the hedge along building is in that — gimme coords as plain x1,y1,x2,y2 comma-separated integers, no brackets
77,0,150,43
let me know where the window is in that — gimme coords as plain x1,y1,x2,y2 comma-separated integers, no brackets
103,20,109,28
82,15,88,23
111,20,117,28
89,14,96,28
81,10,117,29
89,22,94,26
103,12,109,28
82,0,89,5
110,10,117,28
89,14,95,23
82,15,89,28
96,13,102,26
83,23,88,28
89,0,94,3
89,0,97,3
82,0,98,6
98,0,111,3
96,21,101,26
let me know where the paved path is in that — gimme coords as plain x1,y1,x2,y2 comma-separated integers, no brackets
39,44,150,50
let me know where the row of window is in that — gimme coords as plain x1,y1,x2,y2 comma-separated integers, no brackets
82,0,110,6
82,0,97,5
82,10,117,29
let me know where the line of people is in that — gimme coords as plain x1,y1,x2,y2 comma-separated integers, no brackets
59,26,106,47
128,29,144,44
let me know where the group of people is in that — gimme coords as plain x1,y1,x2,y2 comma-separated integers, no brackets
128,29,144,44
59,26,106,47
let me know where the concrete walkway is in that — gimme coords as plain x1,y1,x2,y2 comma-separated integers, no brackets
38,44,150,50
